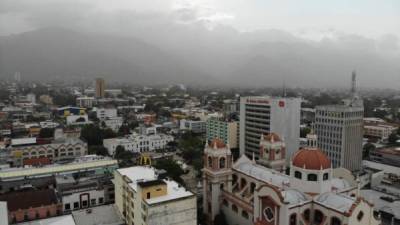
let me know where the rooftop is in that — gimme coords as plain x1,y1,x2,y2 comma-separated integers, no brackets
117,166,194,205
0,189,58,211
314,192,356,213
72,204,124,225
16,215,76,225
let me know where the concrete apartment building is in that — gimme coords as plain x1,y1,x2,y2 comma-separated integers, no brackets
239,96,301,160
114,166,197,225
206,117,238,149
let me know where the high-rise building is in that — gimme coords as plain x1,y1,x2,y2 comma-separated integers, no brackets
314,72,364,171
239,96,301,160
95,78,105,98
206,117,239,149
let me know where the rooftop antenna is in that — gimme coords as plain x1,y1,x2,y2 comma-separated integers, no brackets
351,70,356,96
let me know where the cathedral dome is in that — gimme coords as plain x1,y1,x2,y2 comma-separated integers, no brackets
209,139,226,149
292,148,331,170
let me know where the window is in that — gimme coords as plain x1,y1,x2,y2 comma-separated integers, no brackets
242,211,249,219
232,204,238,213
147,192,151,199
323,173,329,180
303,209,310,222
357,211,364,221
219,157,226,168
307,173,318,181
263,207,274,221
65,203,71,210
331,217,341,225
294,171,302,179
290,213,297,225
74,202,79,209
99,197,104,204
82,200,88,208
91,199,96,206
220,183,224,190
208,156,213,168
314,210,324,224
223,199,228,206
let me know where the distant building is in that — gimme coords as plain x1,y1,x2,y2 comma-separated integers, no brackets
103,133,173,155
0,155,118,194
96,108,117,120
95,78,105,98
239,96,301,160
57,106,86,118
76,96,95,108
114,166,197,225
180,119,206,134
206,117,238,149
8,137,88,167
363,118,397,141
369,147,400,167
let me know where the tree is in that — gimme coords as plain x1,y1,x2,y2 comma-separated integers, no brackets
88,145,109,156
80,124,117,146
388,132,399,145
300,127,311,138
362,143,375,160
114,145,135,167
114,145,126,159
154,159,184,184
39,128,54,138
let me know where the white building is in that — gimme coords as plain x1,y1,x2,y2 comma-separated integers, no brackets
103,134,174,155
180,119,206,133
315,105,364,171
240,96,301,160
104,117,123,132
96,108,117,120
114,166,197,225
76,96,95,108
66,115,92,126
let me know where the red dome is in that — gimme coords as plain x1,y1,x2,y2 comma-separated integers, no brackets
209,139,226,148
292,148,331,170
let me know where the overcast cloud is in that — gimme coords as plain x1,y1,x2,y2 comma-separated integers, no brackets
0,0,399,88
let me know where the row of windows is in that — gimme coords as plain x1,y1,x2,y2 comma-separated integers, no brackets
294,171,329,181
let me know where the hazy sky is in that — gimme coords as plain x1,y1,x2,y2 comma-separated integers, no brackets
1,0,399,40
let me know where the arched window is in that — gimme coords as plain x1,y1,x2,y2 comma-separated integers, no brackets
220,183,224,190
323,173,329,180
290,213,297,225
314,210,324,224
232,174,238,185
303,209,310,222
208,156,213,168
219,157,226,168
232,204,238,213
331,217,341,225
295,171,302,179
250,182,256,193
307,173,318,181
240,178,247,189
222,199,228,206
242,210,249,219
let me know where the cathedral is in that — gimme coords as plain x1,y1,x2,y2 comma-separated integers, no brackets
202,133,380,225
